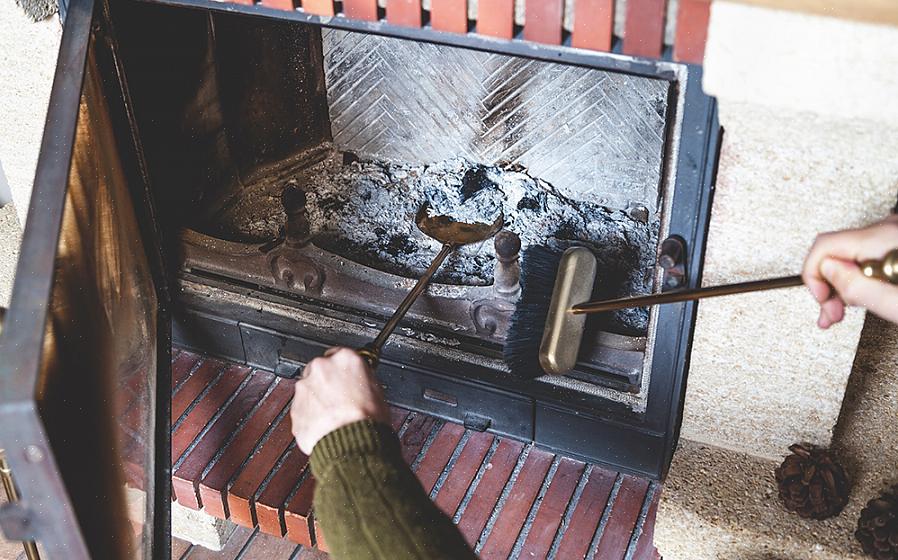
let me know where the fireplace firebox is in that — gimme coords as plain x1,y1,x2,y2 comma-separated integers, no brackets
0,0,719,557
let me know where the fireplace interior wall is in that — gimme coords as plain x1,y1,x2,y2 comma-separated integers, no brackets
100,0,718,480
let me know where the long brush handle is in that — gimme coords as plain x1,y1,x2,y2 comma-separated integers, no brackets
570,275,803,314
571,248,898,315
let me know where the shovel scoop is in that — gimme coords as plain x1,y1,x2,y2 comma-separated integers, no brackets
356,204,504,369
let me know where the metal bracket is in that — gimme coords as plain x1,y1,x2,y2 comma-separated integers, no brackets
0,452,43,556
463,413,492,432
275,353,304,379
659,236,688,291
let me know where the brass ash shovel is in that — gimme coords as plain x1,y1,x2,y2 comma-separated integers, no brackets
356,204,504,369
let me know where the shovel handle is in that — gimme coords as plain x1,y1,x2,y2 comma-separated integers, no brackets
357,243,456,370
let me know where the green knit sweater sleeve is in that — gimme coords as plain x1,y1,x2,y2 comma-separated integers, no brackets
310,420,478,560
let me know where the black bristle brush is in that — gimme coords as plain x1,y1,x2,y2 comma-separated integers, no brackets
502,245,568,379
505,243,898,380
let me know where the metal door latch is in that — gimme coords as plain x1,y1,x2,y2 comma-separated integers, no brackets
659,236,687,290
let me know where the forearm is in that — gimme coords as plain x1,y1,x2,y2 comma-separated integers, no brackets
310,420,477,560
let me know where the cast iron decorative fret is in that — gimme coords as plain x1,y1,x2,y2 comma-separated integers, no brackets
168,351,661,559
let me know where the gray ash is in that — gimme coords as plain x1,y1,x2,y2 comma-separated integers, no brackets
299,152,659,335
210,149,660,334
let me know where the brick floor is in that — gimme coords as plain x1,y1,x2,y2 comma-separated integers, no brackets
171,349,660,559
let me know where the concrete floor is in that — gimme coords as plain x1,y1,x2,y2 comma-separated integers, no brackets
0,1,61,228
657,316,898,559
0,174,24,560
0,204,22,309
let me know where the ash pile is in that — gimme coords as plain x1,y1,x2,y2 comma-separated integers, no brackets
218,150,660,335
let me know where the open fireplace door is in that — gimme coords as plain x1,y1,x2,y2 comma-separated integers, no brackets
0,0,171,557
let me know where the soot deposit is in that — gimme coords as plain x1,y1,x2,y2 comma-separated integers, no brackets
216,150,660,334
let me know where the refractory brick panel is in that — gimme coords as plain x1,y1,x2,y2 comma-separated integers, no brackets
171,350,660,556
431,0,468,33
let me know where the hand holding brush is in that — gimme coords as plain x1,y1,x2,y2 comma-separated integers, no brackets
802,215,898,328
505,215,898,379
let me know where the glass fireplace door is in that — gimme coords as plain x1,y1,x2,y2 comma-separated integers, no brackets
0,0,168,557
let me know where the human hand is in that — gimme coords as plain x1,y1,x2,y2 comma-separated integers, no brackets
291,347,390,455
802,215,898,328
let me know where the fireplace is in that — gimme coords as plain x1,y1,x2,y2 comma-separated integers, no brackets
0,0,719,557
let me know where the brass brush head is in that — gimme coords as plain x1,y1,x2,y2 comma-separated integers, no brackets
536,247,898,376
538,247,597,376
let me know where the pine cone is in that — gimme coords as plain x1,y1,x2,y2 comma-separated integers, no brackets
856,485,898,559
774,443,850,520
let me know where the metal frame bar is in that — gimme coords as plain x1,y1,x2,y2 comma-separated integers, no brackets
0,0,94,556
134,0,683,81
0,0,175,556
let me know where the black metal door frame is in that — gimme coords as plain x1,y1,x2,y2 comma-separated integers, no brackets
0,0,173,556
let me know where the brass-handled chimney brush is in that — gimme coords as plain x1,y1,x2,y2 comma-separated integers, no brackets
503,247,898,379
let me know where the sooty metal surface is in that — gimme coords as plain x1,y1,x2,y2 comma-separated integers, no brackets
322,29,671,213
212,147,660,335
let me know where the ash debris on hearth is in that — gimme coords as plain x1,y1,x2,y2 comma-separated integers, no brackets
299,152,659,335
212,148,659,334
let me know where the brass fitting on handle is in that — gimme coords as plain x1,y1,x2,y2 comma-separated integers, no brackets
0,450,40,560
860,249,898,284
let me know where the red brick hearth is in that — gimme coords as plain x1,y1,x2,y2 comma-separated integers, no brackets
170,350,661,559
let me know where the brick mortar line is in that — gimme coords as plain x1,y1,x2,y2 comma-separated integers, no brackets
509,456,560,559
233,528,262,560
196,376,280,484
171,351,207,397
547,463,593,560
409,418,444,473
586,473,624,560
221,401,294,507
452,437,501,524
287,542,305,560
173,370,256,471
250,441,299,526
623,481,658,560
309,511,320,549
395,411,416,439
171,362,230,432
279,465,313,535
197,376,282,483
429,430,472,500
474,444,532,553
